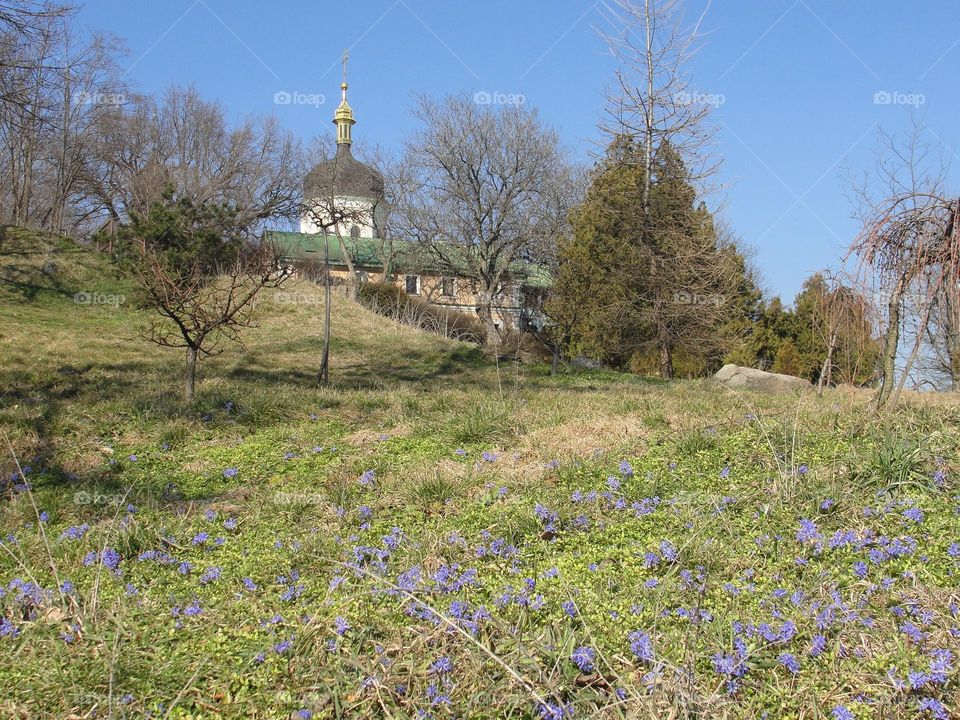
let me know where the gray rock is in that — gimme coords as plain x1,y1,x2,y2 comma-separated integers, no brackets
714,364,811,394
571,355,605,371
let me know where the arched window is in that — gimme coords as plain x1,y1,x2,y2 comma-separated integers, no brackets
350,225,360,239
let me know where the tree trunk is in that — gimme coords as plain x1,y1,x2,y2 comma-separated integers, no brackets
185,346,198,403
318,236,331,386
889,284,935,409
642,0,654,216
477,285,499,348
876,273,908,408
817,332,837,395
337,235,358,301
659,341,674,379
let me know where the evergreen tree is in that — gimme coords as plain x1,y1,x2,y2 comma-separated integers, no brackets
548,137,755,376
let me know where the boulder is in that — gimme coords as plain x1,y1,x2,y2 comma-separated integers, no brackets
714,364,811,394
571,355,605,371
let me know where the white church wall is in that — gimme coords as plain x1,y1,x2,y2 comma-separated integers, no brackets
299,196,379,237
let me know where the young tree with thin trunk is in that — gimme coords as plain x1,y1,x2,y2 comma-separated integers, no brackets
299,137,377,386
119,192,291,402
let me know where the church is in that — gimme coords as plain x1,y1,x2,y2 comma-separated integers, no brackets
269,65,549,334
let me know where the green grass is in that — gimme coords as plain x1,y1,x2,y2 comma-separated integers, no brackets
1,228,959,719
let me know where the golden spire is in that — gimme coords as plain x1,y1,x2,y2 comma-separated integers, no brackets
333,49,355,146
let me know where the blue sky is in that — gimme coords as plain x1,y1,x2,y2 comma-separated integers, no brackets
76,0,960,303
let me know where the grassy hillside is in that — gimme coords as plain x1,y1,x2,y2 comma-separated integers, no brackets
1,228,958,719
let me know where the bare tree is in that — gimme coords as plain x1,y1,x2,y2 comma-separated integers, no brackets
848,123,959,408
0,4,127,234
598,0,716,213
83,86,302,233
401,93,569,347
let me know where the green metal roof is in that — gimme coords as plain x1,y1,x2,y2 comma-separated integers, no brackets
266,230,552,288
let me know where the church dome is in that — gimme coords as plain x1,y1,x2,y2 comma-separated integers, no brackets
304,143,384,202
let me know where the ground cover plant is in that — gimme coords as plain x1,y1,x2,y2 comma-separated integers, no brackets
1,230,958,718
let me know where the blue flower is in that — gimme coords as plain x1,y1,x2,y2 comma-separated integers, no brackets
537,701,574,719
619,460,633,477
796,518,821,544
571,646,596,673
358,469,376,486
242,577,257,591
430,656,453,674
199,567,221,584
918,697,948,720
0,617,19,638
778,652,800,674
809,634,827,657
628,630,654,663
192,532,209,545
334,616,350,636
60,524,89,541
831,707,854,720
562,600,577,618
902,507,924,523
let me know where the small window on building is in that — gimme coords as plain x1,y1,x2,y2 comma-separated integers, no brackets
356,270,368,284
350,225,360,239
405,274,419,295
441,276,455,297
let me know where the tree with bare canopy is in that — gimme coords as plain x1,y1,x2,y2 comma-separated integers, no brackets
848,124,960,408
400,93,569,348
116,190,291,402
